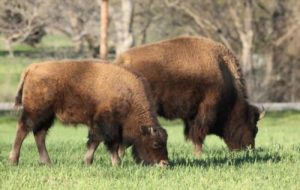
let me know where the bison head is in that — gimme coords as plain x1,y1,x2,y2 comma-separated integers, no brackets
224,104,264,150
132,125,168,166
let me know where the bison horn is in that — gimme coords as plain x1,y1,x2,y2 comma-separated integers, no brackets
259,106,266,120
150,127,154,135
150,127,157,135
140,126,157,136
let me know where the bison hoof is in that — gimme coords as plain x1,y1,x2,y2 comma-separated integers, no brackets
158,160,169,167
8,152,19,165
194,144,202,158
84,155,94,165
8,159,19,166
38,160,51,166
111,157,121,166
84,159,93,165
194,149,202,158
118,148,125,158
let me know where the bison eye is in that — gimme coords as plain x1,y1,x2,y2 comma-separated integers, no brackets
152,142,163,149
152,142,159,149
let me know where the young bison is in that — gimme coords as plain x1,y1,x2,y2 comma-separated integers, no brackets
115,36,264,156
9,60,168,166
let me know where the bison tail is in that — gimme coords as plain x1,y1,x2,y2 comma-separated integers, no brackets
15,68,29,107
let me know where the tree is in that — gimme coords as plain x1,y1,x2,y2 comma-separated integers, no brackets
132,0,169,44
44,0,99,56
255,0,300,101
0,0,46,56
110,0,134,56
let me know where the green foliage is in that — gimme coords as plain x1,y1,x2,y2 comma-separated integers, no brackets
0,112,299,189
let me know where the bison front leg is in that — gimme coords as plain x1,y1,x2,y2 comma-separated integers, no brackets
187,119,207,158
111,148,121,166
84,127,102,165
118,144,129,157
107,143,121,166
184,117,206,157
194,143,203,157
9,121,30,165
184,119,203,157
183,119,192,141
84,140,101,165
190,92,218,157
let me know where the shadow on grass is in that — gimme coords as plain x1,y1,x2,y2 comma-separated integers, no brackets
169,148,282,168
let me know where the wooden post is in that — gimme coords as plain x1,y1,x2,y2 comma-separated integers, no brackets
100,0,109,59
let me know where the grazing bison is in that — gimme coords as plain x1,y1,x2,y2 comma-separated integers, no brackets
9,60,168,166
115,36,264,156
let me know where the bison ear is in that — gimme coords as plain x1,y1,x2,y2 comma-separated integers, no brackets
140,125,150,136
257,106,266,120
250,104,265,121
259,110,266,120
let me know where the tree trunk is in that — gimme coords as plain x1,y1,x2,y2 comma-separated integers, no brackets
100,0,109,59
112,0,134,56
239,0,255,100
241,37,253,77
67,10,84,53
239,30,254,100
4,38,14,57
291,60,296,102
263,50,274,86
295,60,300,101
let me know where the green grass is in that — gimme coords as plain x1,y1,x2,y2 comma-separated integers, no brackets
0,112,299,190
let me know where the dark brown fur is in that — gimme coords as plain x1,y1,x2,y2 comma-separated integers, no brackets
9,60,168,166
115,36,261,155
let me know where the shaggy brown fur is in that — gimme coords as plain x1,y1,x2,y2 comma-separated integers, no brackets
115,36,261,156
9,60,168,166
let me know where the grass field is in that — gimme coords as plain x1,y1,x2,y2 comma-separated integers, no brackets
0,112,299,190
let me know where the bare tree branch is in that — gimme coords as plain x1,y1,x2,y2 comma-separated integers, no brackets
274,17,300,46
164,0,234,51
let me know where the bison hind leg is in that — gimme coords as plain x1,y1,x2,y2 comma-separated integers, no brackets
32,112,55,165
9,111,31,165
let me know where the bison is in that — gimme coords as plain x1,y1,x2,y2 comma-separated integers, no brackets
9,60,168,166
115,36,264,156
